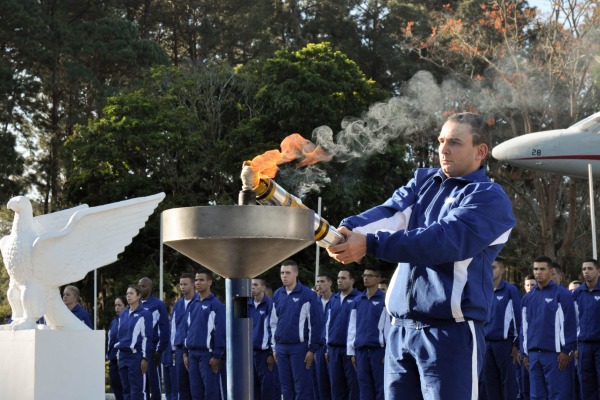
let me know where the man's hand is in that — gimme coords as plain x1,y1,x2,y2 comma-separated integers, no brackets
183,352,189,371
209,357,220,373
324,351,329,364
557,352,571,371
511,346,519,364
327,227,366,264
141,358,148,374
351,355,356,370
273,351,277,364
305,351,314,369
523,355,529,370
267,354,275,372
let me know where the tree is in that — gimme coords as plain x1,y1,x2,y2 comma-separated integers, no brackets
0,0,169,213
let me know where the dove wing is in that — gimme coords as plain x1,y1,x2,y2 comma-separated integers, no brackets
33,204,89,236
31,193,165,286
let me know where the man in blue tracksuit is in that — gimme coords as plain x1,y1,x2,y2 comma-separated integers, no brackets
314,274,333,400
325,268,360,400
327,112,516,399
171,273,199,400
521,256,577,400
270,259,321,400
139,277,170,400
184,270,226,400
347,267,390,400
482,257,521,400
249,278,280,400
573,258,600,398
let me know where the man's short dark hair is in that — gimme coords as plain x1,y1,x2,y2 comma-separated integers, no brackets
317,273,332,282
534,255,554,266
380,278,389,285
447,112,491,148
524,275,535,281
180,273,195,283
196,269,214,281
584,259,599,268
494,256,505,268
281,259,298,272
364,267,383,277
339,267,355,280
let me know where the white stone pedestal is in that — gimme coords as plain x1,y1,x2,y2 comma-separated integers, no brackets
0,329,105,400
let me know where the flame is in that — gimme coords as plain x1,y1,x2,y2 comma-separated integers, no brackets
247,133,332,187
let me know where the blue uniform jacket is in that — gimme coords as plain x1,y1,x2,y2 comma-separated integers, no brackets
573,280,600,342
248,295,273,351
340,167,515,324
141,295,170,353
347,289,390,355
184,293,225,358
521,280,577,355
115,306,153,359
485,279,522,341
318,296,331,346
270,281,321,353
106,315,119,361
171,293,199,348
325,288,361,347
71,304,93,329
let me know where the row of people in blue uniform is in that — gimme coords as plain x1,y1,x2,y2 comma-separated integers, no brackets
251,260,390,400
103,255,600,400
106,262,391,400
482,256,600,400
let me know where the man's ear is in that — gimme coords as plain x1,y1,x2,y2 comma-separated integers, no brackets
476,143,489,160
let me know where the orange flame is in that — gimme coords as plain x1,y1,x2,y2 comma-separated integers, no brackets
247,133,332,187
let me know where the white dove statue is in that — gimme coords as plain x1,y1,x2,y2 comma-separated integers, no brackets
0,193,165,330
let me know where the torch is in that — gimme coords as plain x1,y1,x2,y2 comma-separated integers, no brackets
241,163,343,247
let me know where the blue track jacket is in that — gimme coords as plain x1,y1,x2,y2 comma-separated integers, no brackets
71,304,93,329
184,293,225,358
325,289,361,347
107,315,119,361
141,295,170,353
573,280,600,342
270,281,321,353
347,289,390,355
249,295,273,351
170,293,199,348
521,281,577,355
115,306,153,359
340,167,515,324
485,279,522,341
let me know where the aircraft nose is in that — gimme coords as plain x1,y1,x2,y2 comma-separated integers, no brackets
492,141,511,161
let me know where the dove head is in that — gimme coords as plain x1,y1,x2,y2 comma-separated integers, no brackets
7,196,33,214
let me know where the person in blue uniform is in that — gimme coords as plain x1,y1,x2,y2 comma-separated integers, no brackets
107,295,127,400
162,312,177,400
184,270,226,400
62,285,93,328
249,278,280,400
171,273,198,400
327,112,516,399
518,274,536,400
347,267,390,400
270,259,321,400
521,256,577,399
116,284,153,400
482,257,521,400
138,277,170,400
573,258,600,398
314,273,333,400
325,268,360,400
